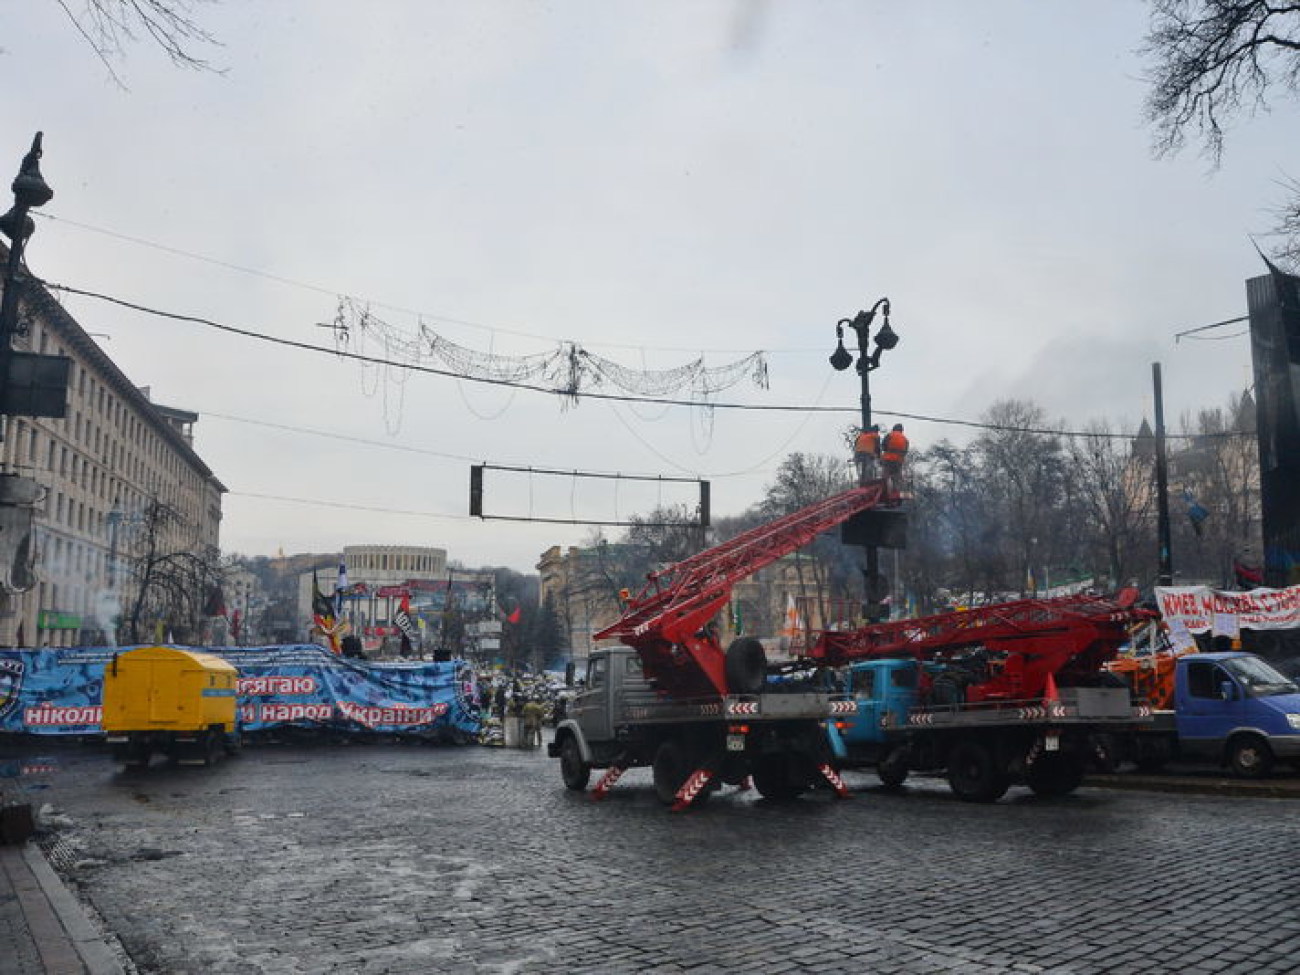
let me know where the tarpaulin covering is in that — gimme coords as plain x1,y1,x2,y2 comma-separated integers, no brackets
0,644,481,738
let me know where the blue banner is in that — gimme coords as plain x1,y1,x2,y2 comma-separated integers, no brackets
0,645,481,738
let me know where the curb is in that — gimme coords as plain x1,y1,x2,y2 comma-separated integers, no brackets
18,842,125,975
1085,773,1300,799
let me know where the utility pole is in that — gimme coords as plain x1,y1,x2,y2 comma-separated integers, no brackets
1153,363,1174,586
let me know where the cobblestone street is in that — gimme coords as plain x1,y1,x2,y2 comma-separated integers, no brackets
14,739,1300,974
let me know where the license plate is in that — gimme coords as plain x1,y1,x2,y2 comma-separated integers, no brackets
1045,733,1060,752
726,734,745,752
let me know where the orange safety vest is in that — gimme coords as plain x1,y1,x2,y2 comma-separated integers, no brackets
854,430,880,456
881,431,909,463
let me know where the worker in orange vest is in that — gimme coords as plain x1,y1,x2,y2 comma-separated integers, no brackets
880,423,909,492
853,424,881,484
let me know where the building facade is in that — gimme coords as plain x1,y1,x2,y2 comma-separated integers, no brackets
0,266,225,646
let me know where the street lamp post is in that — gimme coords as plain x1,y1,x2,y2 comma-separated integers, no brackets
0,134,55,409
831,297,899,622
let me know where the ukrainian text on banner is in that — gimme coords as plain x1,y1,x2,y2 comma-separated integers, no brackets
0,644,481,737
1155,585,1300,634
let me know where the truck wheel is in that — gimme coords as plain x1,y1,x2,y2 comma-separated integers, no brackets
202,730,223,767
877,746,910,788
559,736,591,792
724,638,767,695
653,740,689,805
947,741,1009,803
1227,734,1274,779
751,755,803,801
1026,754,1085,797
223,730,243,756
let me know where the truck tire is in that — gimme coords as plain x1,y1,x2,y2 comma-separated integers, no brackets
1227,734,1274,779
751,755,804,801
1026,753,1085,797
559,736,591,792
724,638,767,695
946,740,1009,803
877,746,910,788
653,740,689,805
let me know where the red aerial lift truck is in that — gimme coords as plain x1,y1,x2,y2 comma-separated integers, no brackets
549,479,1153,807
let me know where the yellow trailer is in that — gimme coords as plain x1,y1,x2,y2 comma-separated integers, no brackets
102,646,241,767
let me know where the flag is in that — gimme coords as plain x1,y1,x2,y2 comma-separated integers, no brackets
334,561,349,617
1183,488,1210,537
498,599,522,625
393,592,418,645
312,569,341,654
311,570,334,621
780,594,802,639
231,609,242,642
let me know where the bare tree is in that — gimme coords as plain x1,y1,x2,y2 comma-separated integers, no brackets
118,495,222,644
53,0,222,86
1142,1,1300,263
972,400,1070,597
1066,423,1158,588
1171,393,1261,584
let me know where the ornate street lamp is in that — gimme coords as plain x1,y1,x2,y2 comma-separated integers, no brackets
831,297,899,622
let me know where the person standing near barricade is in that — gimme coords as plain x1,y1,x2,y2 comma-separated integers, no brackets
880,423,909,494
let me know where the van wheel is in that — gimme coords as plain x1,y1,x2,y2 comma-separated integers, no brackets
947,740,1009,802
559,736,590,792
653,740,689,805
1227,734,1274,779
724,639,767,695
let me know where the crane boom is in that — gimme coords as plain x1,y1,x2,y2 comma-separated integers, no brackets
595,482,896,697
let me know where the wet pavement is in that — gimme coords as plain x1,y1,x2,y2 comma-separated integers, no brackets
4,738,1300,974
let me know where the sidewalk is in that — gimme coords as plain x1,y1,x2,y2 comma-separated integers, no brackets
0,837,124,975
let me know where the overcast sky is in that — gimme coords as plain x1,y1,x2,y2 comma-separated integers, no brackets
2,2,1294,574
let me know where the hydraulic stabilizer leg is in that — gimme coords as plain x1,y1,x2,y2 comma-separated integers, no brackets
590,764,628,802
671,766,717,812
818,763,852,798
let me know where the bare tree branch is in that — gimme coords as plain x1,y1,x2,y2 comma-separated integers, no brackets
53,0,222,88
1142,1,1300,263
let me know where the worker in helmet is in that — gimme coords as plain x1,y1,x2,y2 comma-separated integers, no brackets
880,423,909,494
853,423,881,484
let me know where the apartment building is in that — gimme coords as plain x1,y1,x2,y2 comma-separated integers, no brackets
0,265,225,646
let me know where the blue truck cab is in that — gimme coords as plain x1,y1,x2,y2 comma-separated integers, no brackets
1156,651,1300,777
838,659,917,748
829,659,919,786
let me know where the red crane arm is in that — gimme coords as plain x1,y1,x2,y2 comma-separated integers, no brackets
810,589,1155,701
595,483,893,697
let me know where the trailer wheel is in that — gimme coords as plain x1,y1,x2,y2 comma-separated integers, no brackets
751,755,804,801
559,736,591,792
724,638,767,695
1026,753,1085,797
653,740,689,805
877,746,910,788
1227,734,1274,779
946,741,1009,803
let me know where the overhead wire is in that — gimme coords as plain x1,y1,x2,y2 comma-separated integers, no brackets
43,279,1247,442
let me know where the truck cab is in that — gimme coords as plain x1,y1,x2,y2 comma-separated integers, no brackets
839,659,917,748
1170,652,1300,777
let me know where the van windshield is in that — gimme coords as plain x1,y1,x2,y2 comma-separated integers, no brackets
1223,656,1299,698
